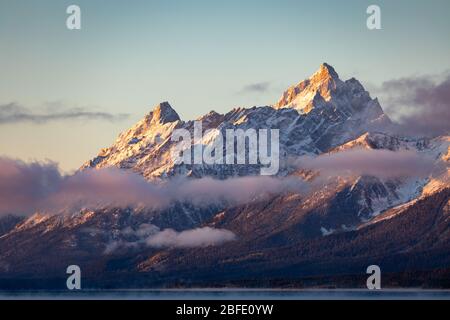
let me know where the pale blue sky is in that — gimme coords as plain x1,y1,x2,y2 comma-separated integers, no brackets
1,0,450,171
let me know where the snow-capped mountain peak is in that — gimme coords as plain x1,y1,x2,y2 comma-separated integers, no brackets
81,101,181,172
275,63,343,112
84,64,390,178
150,101,180,124
116,101,180,142
274,63,381,119
310,62,341,86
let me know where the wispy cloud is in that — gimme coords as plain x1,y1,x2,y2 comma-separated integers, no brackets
104,225,236,253
0,158,62,215
374,72,450,136
292,149,440,179
0,148,443,217
238,82,271,94
146,227,236,248
0,102,129,125
0,157,308,216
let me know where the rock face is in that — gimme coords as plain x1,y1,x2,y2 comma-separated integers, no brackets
0,64,449,289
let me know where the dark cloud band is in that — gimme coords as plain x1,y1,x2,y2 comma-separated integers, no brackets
376,73,450,137
238,82,271,94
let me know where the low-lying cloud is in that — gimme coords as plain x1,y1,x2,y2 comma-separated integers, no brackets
0,102,129,124
146,227,236,248
0,157,307,216
375,73,450,137
104,225,236,253
293,149,439,179
0,148,443,217
0,158,62,215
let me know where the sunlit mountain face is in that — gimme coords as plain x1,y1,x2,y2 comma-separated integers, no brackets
0,64,448,289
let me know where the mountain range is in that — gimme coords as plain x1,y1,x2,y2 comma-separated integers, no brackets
0,63,448,289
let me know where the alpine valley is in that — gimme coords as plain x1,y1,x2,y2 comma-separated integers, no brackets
1,64,449,289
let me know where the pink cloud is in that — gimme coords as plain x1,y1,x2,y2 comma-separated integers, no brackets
294,149,439,178
0,158,307,216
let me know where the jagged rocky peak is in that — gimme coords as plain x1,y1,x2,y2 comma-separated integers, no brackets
148,101,180,124
311,62,340,84
124,102,180,137
80,102,181,170
275,63,340,111
275,63,372,114
121,101,181,145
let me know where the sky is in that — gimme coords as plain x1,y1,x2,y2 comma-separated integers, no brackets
1,0,450,172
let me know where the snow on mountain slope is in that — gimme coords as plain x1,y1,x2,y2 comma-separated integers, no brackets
422,136,450,195
275,63,387,121
331,132,431,152
275,63,341,112
81,102,182,177
328,132,449,221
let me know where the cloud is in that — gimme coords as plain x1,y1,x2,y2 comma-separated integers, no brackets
0,102,129,124
45,168,168,212
0,157,308,216
146,227,236,248
173,176,306,206
375,73,450,136
1,148,441,217
104,225,236,253
0,158,62,216
293,149,440,179
238,82,271,94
